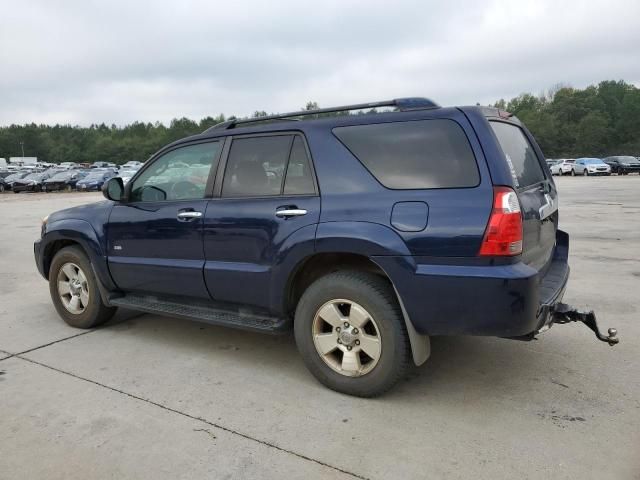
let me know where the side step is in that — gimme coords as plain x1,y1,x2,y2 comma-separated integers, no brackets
109,293,290,334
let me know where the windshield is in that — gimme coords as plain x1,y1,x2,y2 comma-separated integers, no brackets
50,172,74,180
584,159,604,164
24,173,45,181
83,172,107,181
616,156,639,163
6,173,27,181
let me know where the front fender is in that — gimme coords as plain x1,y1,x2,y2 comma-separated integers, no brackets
40,219,116,291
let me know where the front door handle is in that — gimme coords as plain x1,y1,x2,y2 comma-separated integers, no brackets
177,211,203,219
275,208,307,218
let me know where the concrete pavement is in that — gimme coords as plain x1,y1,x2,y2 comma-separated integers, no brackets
1,177,639,479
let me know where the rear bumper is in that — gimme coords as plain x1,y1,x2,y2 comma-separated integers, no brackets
373,230,570,337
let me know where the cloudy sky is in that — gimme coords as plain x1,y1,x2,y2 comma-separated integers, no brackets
1,0,639,126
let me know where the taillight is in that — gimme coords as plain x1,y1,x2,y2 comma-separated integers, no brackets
479,187,523,256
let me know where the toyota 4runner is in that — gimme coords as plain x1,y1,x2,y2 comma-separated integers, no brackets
34,98,619,397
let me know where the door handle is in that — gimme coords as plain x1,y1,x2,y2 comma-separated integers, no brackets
275,208,307,217
177,211,203,219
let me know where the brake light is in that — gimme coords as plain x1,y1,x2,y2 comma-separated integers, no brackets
479,187,523,256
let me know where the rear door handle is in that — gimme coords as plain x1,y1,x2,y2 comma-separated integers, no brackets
177,211,203,219
275,208,307,218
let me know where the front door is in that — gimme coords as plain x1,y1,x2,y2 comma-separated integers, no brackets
107,140,223,299
203,134,320,310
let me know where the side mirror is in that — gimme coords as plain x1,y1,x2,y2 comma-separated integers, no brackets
103,177,124,201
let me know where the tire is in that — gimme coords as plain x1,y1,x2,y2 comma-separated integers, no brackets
294,270,410,397
49,246,117,328
0,184,4,192
584,170,589,176
571,169,576,176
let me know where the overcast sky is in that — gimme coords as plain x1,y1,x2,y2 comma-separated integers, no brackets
1,0,639,126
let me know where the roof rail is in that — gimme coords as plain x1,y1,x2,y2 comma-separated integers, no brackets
203,97,440,133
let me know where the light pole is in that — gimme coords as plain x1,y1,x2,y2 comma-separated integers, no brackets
19,141,25,160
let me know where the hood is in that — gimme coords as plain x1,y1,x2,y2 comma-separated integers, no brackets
47,200,114,226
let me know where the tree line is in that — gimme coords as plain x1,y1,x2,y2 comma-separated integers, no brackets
0,80,638,165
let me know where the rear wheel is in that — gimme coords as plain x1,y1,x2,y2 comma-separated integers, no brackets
49,246,117,328
294,270,410,397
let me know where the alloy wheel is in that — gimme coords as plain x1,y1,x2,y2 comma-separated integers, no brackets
57,262,90,314
312,299,382,377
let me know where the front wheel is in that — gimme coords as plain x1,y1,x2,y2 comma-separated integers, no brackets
294,270,411,397
49,246,117,328
571,169,576,176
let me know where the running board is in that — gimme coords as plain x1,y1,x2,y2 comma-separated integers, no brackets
109,293,289,334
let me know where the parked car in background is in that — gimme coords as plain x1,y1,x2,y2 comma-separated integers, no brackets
121,161,144,170
59,162,75,169
547,159,561,174
572,158,611,176
1,171,30,191
551,159,575,175
12,171,55,193
603,156,640,175
43,170,88,192
75,170,116,191
116,169,138,185
91,161,111,169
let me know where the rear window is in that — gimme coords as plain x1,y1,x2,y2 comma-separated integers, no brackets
490,121,546,188
333,119,479,189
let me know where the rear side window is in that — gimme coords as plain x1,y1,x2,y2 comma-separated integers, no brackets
222,136,292,197
283,137,315,195
489,122,545,188
333,119,479,189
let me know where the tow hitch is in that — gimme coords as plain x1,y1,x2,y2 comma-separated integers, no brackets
552,303,619,346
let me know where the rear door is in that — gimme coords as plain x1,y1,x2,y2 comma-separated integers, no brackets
203,133,320,310
489,121,557,271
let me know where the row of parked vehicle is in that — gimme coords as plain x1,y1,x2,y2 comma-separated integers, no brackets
0,161,144,193
546,156,640,176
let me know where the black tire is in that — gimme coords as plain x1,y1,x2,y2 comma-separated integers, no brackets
584,169,589,176
49,246,117,328
294,270,410,397
571,169,576,176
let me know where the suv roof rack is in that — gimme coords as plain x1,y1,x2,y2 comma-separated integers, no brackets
203,97,440,133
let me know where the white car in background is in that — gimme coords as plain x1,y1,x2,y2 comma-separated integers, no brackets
550,159,575,175
117,169,138,184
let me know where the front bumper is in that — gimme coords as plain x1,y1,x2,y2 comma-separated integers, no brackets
34,239,45,278
13,183,39,192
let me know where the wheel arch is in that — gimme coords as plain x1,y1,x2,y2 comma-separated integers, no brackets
285,251,430,366
41,219,116,293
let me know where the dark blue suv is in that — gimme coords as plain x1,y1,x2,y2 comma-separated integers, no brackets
34,98,617,396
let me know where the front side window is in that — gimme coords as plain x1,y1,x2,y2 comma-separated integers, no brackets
489,121,546,188
130,141,220,202
222,136,292,197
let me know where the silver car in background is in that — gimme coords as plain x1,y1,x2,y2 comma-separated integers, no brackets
572,158,611,176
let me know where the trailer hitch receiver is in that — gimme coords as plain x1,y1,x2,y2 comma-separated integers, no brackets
551,303,619,346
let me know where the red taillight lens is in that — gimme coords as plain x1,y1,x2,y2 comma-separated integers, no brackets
479,187,523,256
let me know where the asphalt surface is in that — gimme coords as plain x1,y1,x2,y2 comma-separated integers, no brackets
1,177,639,479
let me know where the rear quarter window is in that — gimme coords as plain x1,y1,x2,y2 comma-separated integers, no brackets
333,119,479,189
489,121,546,188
